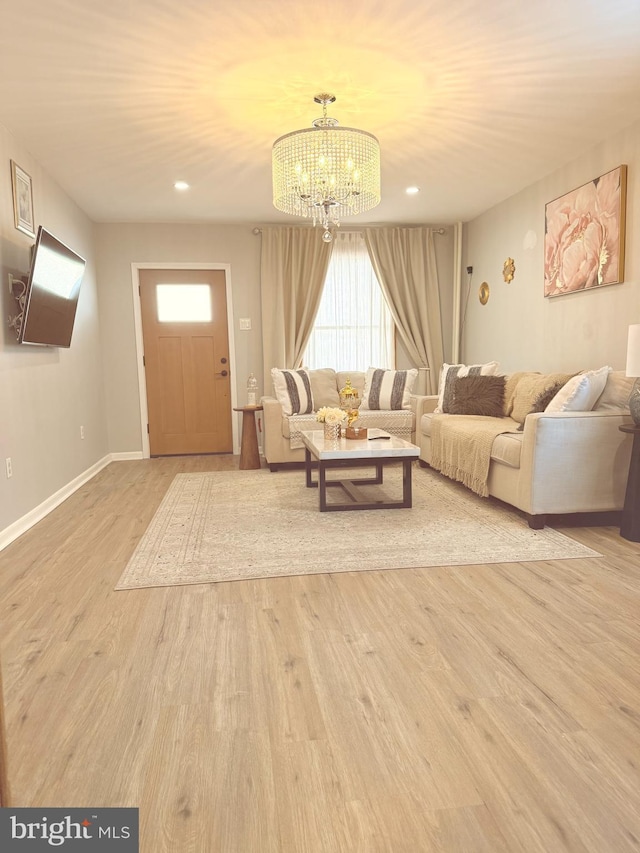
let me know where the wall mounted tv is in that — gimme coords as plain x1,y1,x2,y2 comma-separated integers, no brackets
19,226,86,347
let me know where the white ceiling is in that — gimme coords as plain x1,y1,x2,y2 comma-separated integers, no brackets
2,0,640,227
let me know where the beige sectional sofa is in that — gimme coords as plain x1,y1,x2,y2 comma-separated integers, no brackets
262,367,430,470
418,366,634,528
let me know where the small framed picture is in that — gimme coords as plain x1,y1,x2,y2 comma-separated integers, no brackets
10,160,35,237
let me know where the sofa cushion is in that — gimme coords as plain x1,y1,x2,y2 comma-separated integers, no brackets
449,374,506,417
309,368,340,407
435,362,500,413
546,366,611,413
512,379,571,428
510,372,574,424
271,368,314,415
361,367,418,410
594,369,633,411
420,412,522,468
491,432,523,468
503,372,537,416
530,380,569,413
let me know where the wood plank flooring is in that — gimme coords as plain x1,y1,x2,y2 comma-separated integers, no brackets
0,456,639,852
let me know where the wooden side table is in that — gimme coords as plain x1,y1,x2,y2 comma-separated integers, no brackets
619,424,640,542
234,406,263,470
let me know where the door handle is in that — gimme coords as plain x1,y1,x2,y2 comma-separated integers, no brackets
216,370,228,377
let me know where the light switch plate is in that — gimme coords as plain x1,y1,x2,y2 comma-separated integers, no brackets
239,318,251,330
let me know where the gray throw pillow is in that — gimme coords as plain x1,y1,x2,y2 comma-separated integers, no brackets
449,374,506,417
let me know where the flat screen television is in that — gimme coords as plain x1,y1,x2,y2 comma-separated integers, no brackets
19,226,86,347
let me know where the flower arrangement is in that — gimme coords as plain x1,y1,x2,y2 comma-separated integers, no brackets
316,407,347,425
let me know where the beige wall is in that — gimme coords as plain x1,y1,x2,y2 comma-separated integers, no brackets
95,224,262,454
96,223,455,454
0,124,108,533
462,119,640,373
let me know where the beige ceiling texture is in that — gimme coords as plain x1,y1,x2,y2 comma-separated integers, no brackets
1,0,640,226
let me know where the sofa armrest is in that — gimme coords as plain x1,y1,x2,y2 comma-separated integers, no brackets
261,396,284,433
410,394,438,422
261,395,316,467
407,394,435,442
518,409,633,514
261,395,282,415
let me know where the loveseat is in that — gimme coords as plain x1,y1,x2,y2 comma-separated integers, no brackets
262,367,430,470
418,363,634,528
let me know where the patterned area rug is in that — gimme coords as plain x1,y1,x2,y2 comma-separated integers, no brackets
115,467,601,589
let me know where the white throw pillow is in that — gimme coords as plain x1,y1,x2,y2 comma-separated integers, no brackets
271,368,314,415
545,366,612,413
360,368,418,410
435,362,500,413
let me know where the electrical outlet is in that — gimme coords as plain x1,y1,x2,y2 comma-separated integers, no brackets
466,265,473,275
5,458,12,479
239,318,252,331
80,425,85,439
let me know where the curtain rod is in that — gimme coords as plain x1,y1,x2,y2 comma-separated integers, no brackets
252,227,447,235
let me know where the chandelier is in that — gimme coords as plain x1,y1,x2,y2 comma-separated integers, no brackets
272,94,381,242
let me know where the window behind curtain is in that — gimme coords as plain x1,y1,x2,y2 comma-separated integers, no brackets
303,231,395,371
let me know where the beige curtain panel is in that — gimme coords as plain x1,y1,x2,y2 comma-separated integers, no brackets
260,226,333,393
364,226,444,394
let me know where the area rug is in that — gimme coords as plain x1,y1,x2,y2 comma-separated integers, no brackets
115,468,601,589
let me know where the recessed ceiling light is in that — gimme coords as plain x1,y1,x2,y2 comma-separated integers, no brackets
174,181,190,191
406,186,420,195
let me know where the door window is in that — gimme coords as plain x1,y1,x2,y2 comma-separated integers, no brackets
156,284,212,323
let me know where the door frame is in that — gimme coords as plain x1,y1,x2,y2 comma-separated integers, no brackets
131,262,239,459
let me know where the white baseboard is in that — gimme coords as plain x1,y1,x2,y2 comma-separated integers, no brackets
0,452,141,552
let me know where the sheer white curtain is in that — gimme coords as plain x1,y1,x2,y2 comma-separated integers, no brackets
304,231,394,371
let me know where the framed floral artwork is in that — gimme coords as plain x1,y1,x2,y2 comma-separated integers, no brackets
544,165,627,297
10,160,35,237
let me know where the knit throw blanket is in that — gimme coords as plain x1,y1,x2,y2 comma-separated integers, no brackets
430,414,522,497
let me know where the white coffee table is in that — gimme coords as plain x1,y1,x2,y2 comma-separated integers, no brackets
300,429,420,512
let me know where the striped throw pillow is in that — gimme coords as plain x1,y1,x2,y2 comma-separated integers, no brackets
360,368,418,411
271,368,314,416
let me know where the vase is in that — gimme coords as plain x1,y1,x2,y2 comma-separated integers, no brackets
630,378,640,426
323,422,341,441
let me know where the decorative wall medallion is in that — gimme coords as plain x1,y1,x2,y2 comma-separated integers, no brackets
479,282,490,305
503,257,515,282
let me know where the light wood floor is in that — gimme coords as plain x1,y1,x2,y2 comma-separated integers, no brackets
1,455,639,852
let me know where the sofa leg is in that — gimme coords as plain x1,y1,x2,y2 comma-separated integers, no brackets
268,463,280,472
418,459,431,468
526,514,546,529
